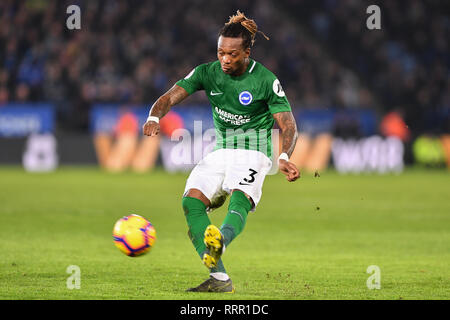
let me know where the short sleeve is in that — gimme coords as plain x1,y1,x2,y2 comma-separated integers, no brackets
266,77,292,114
175,64,206,95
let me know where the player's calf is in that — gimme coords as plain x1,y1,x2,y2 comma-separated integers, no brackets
219,190,252,247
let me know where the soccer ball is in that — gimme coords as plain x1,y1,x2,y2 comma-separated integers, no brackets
113,214,156,257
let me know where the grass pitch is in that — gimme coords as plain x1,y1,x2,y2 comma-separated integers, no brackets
0,166,449,300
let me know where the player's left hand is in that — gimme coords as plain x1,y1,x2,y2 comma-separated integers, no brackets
142,120,160,137
279,160,300,182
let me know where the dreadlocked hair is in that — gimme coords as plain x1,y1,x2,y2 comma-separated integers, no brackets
219,10,270,48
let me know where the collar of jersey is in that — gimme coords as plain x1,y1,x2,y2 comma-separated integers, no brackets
227,59,255,78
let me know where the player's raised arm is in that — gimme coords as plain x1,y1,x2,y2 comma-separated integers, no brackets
142,84,189,136
273,111,300,182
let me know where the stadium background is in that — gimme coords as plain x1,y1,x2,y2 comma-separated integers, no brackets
0,0,449,301
0,0,449,171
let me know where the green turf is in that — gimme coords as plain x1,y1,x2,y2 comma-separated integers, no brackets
0,166,449,300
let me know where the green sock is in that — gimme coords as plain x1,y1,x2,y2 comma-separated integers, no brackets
220,190,252,247
182,196,226,274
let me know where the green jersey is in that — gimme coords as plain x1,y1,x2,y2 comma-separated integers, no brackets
176,59,291,158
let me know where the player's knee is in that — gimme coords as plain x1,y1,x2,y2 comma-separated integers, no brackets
229,190,253,216
184,189,211,207
182,191,210,216
231,189,254,208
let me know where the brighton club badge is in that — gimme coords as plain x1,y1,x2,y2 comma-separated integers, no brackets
239,91,253,105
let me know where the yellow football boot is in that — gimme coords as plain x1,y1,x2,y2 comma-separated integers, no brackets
202,225,224,269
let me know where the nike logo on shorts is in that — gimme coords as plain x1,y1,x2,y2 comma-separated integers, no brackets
210,91,223,96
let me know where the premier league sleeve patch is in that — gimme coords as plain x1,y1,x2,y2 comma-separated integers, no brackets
239,91,253,105
272,79,285,97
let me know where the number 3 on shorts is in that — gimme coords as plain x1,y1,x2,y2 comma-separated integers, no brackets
239,168,258,185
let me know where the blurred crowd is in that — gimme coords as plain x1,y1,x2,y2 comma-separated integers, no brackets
0,0,448,134
282,0,449,134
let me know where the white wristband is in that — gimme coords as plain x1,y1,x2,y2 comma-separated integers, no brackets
146,116,159,123
278,152,289,163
